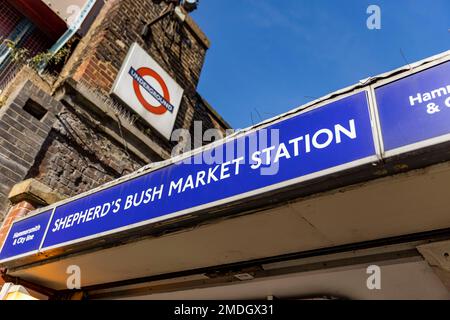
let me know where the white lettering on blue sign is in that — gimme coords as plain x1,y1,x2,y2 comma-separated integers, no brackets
409,85,450,106
47,119,359,234
409,84,450,115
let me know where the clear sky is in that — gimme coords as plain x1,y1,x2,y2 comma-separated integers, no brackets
191,0,450,129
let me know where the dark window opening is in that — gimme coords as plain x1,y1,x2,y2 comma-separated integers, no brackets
23,99,47,121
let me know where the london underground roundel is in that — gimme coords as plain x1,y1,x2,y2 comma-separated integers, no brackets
133,67,170,115
112,43,184,140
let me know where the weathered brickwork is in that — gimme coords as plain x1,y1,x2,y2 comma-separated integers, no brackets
26,102,145,199
0,81,62,218
0,201,35,250
70,0,207,93
62,0,221,151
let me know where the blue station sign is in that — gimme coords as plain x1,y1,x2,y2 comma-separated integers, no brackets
0,210,53,262
0,91,377,262
375,61,450,153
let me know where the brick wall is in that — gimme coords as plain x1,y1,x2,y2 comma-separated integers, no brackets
69,0,208,93
0,81,62,218
25,100,146,199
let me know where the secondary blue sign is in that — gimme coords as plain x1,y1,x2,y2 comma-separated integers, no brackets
375,61,450,152
0,210,52,262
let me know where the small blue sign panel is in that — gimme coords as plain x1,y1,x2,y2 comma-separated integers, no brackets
375,61,450,152
0,210,52,262
40,91,376,251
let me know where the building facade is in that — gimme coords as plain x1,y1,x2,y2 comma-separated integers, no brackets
1,1,450,302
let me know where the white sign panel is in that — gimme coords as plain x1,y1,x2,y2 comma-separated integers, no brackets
111,43,184,139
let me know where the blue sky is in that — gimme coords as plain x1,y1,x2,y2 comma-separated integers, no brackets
191,0,450,129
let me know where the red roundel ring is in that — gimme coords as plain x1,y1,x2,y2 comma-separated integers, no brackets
132,67,171,115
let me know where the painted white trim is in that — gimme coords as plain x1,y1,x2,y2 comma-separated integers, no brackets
372,55,450,91
383,133,450,159
366,88,384,161
38,207,57,250
0,250,40,265
368,85,386,158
